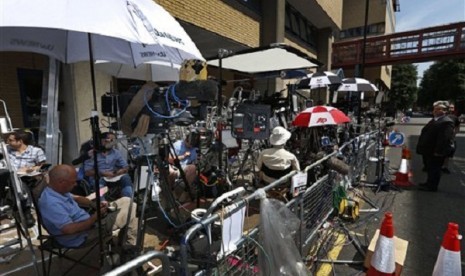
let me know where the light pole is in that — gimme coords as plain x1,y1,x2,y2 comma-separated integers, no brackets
357,0,370,132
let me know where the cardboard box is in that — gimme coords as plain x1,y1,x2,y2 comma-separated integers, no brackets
363,229,409,276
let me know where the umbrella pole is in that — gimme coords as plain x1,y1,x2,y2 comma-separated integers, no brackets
87,33,105,266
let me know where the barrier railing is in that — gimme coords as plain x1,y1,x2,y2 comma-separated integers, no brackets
102,250,171,276
179,131,379,275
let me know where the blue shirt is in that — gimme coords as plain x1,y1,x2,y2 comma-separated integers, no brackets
7,145,46,170
172,140,197,168
83,148,128,174
38,187,90,247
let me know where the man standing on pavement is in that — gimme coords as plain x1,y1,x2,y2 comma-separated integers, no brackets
441,102,460,173
416,101,455,191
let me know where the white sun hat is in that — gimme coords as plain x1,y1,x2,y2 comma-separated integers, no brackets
269,126,291,146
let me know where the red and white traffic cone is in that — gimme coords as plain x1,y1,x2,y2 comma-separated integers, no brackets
367,212,396,276
432,222,462,276
394,158,412,187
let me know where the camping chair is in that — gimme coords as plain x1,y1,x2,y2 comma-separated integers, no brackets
31,179,111,276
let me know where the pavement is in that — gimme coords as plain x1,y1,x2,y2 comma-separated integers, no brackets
315,117,465,275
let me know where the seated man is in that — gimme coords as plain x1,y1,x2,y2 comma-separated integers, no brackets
167,131,199,200
6,130,46,226
38,164,138,247
6,130,46,173
257,126,300,184
84,132,133,199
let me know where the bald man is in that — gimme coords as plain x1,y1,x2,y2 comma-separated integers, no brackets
38,164,138,247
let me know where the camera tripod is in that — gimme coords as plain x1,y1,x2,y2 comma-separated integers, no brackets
235,139,261,189
363,123,400,193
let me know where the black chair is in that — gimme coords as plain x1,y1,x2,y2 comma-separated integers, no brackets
31,180,107,276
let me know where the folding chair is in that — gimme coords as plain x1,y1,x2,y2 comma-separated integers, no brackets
31,180,108,276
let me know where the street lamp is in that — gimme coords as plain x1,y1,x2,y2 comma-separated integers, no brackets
357,0,370,132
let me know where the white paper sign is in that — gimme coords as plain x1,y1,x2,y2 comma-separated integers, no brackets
291,172,308,197
218,206,246,259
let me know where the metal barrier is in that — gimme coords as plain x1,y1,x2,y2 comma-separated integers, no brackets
102,250,171,276
179,131,379,275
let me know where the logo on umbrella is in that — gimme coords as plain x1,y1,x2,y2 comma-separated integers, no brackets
316,117,327,124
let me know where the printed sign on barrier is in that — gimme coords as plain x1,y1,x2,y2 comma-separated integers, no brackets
291,172,308,197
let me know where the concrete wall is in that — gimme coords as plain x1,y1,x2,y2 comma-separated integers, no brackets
317,0,344,28
342,0,387,29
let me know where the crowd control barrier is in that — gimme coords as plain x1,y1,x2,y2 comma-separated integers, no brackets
179,131,379,275
102,250,171,276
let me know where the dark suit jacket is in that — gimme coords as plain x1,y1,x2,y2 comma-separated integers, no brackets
416,115,455,157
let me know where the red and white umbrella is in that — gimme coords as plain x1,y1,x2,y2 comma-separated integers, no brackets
292,105,351,127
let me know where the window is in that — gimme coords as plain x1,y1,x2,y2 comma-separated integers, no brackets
339,22,386,40
285,4,317,49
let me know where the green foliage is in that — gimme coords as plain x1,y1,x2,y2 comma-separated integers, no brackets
390,64,418,110
418,59,465,108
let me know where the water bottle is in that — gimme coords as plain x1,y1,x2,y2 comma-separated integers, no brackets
151,178,161,202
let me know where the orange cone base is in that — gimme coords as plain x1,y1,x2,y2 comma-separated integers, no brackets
394,172,413,187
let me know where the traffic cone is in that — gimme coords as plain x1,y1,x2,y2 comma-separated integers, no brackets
432,222,462,276
401,146,411,160
367,212,396,276
394,147,413,187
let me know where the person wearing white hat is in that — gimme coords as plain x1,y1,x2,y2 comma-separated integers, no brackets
257,126,300,184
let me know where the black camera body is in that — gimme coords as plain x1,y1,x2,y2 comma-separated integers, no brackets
231,104,271,140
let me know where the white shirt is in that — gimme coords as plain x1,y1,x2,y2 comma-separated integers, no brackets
257,146,300,183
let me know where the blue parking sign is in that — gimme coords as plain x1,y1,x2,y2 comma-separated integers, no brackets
388,131,405,146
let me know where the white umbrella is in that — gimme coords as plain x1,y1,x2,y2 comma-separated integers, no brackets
95,60,182,82
0,0,203,67
298,71,342,89
337,77,378,92
0,0,203,264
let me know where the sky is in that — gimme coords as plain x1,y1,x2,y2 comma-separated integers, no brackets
395,0,465,84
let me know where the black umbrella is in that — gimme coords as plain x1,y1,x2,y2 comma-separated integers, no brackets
337,77,379,92
298,71,342,89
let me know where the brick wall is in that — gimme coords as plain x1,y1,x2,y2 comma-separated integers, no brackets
157,0,260,47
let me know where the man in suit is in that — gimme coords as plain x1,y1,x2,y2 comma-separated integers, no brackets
416,101,455,191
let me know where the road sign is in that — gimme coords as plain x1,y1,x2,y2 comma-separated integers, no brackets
388,131,405,146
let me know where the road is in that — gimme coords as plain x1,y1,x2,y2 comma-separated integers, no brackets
316,117,465,275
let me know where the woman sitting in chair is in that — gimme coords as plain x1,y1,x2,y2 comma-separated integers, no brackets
257,126,300,184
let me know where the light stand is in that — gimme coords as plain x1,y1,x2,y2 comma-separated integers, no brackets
216,48,232,171
87,33,105,266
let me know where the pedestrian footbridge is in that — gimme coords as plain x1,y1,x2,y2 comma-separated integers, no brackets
332,21,465,68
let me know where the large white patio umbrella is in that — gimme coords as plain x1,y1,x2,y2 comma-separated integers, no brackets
0,0,202,266
0,0,203,67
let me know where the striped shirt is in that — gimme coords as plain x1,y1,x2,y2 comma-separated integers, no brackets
7,145,46,170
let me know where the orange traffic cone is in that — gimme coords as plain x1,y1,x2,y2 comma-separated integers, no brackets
367,212,396,276
394,158,413,187
401,146,411,160
432,222,462,276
